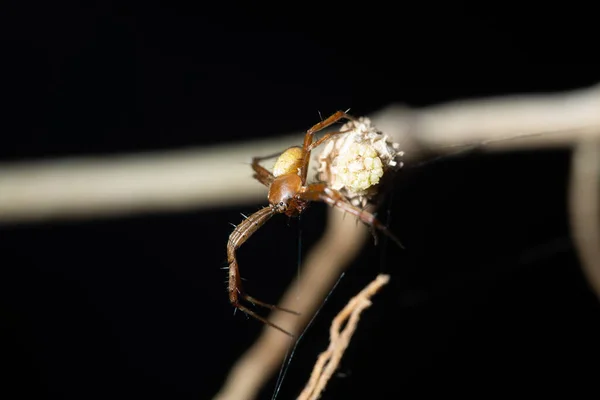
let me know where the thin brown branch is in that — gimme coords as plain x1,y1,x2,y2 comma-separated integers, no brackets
297,274,390,400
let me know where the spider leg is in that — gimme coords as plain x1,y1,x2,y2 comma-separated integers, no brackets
306,127,354,152
244,294,299,315
298,183,404,249
300,111,358,184
227,206,300,337
251,155,277,187
231,300,295,337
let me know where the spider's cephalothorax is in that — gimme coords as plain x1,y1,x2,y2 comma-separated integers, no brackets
268,147,308,216
226,111,403,336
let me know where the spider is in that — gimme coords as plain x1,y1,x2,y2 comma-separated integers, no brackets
227,111,403,336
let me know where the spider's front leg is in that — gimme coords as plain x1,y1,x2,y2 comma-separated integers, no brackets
298,183,404,249
299,111,358,184
227,206,300,337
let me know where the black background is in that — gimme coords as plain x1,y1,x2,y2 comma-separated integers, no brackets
1,2,600,399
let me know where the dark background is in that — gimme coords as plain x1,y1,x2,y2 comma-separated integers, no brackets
1,2,600,399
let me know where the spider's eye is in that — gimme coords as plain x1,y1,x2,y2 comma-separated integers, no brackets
279,202,284,206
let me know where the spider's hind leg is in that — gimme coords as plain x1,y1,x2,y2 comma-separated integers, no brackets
251,154,278,187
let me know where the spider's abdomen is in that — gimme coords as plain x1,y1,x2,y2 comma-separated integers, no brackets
273,146,303,177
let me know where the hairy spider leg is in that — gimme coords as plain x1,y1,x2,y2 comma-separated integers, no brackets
299,111,359,184
251,155,276,187
298,183,405,249
227,206,300,337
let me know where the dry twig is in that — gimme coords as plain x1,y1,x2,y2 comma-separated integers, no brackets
297,274,390,400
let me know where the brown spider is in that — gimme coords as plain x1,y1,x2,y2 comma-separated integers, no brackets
227,111,403,336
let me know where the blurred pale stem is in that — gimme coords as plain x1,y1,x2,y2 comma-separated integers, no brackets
1,84,599,224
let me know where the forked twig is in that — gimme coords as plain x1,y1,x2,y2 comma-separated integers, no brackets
297,274,390,400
